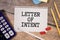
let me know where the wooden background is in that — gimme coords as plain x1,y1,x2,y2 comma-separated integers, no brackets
0,0,60,40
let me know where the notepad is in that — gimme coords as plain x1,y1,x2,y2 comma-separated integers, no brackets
14,6,48,32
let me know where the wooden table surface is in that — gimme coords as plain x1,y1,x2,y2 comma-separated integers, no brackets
0,0,60,40
6,13,60,40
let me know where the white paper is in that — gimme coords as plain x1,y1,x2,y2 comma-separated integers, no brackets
14,6,48,32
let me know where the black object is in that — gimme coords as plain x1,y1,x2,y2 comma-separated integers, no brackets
0,10,16,40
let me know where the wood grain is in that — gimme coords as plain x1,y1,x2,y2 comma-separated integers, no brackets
0,0,60,40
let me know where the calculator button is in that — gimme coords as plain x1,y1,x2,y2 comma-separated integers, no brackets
0,16,3,20
5,25,9,28
2,30,6,34
4,33,10,39
7,27,11,31
3,22,7,25
1,27,4,31
1,19,5,23
9,30,14,36
0,25,2,28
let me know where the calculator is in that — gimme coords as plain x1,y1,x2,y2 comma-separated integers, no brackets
0,31,6,40
0,10,16,40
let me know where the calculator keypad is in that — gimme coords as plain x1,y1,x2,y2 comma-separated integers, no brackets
0,31,7,40
0,10,16,40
